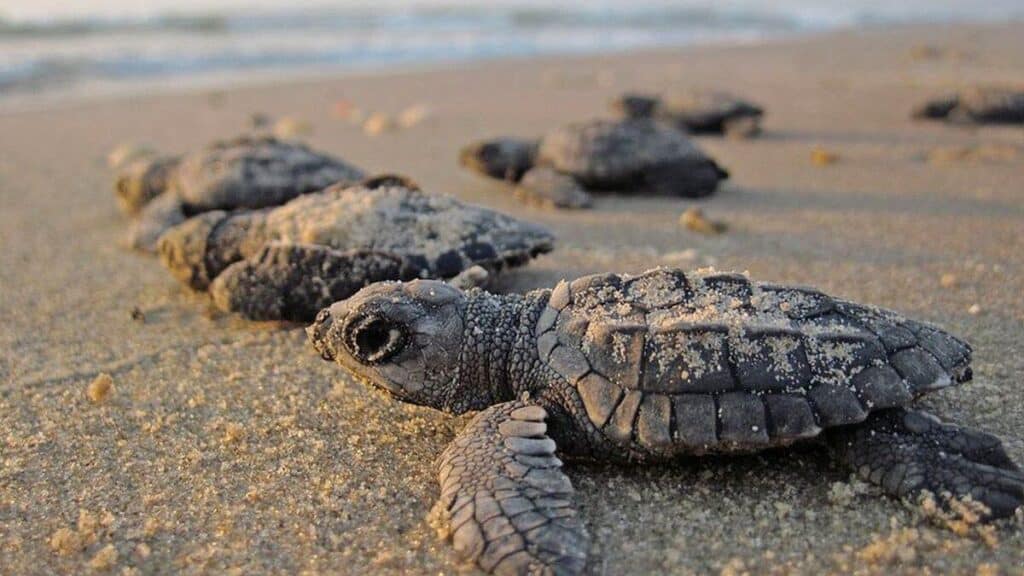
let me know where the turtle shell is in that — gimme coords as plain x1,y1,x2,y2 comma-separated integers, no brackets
651,90,763,130
950,87,1024,123
535,268,971,456
258,182,555,278
536,119,711,187
173,136,366,210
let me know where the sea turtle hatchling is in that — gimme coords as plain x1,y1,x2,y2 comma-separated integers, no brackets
114,136,366,251
611,89,765,138
459,119,728,209
308,268,1024,575
913,87,1024,125
157,176,554,322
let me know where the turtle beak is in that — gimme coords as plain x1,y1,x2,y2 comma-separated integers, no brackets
307,308,336,361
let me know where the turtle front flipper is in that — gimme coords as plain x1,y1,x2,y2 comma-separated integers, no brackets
210,243,409,322
459,138,539,182
433,401,588,575
516,167,593,209
828,409,1024,520
722,115,762,139
126,192,187,253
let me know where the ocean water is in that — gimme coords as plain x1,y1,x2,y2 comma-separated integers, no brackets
0,0,1020,98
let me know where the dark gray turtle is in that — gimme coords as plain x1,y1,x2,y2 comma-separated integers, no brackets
460,119,728,209
114,136,366,252
611,90,765,138
913,87,1024,125
157,176,553,321
308,268,1023,575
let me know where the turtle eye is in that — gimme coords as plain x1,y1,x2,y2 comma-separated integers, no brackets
344,314,407,365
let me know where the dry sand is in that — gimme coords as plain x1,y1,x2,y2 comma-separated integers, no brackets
2,22,1024,575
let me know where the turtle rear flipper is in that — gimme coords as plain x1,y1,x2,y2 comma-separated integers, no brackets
516,167,593,209
643,158,727,198
828,409,1024,519
722,115,762,139
433,401,588,575
210,243,409,322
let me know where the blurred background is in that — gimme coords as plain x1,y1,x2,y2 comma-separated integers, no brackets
1,0,1022,102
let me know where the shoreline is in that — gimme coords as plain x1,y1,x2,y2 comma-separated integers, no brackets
2,19,1019,115
2,20,1023,575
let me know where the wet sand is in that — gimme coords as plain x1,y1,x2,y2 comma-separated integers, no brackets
2,21,1024,575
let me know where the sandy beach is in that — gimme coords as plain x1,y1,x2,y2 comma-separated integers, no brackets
2,21,1024,575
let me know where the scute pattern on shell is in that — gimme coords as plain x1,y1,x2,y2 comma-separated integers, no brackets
173,136,367,209
537,119,706,184
535,268,972,456
261,183,555,277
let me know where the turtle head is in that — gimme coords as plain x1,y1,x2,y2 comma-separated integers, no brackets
308,280,475,412
458,137,538,182
611,93,659,119
114,156,180,215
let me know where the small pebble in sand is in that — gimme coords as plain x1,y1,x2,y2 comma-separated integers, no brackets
129,306,145,322
811,147,839,166
89,544,118,571
363,113,395,136
680,207,727,234
968,304,982,315
134,543,151,560
939,273,959,288
106,144,154,169
273,117,312,138
397,104,432,128
87,373,114,404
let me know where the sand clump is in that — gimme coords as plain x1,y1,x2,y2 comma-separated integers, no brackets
272,116,313,138
332,99,433,135
680,207,727,235
810,147,839,166
89,544,118,571
397,104,433,128
363,113,395,136
222,422,246,444
87,373,114,403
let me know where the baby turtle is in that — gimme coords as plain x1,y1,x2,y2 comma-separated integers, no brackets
114,136,366,251
913,87,1024,125
157,176,554,321
460,119,728,209
611,90,765,138
308,268,1023,575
